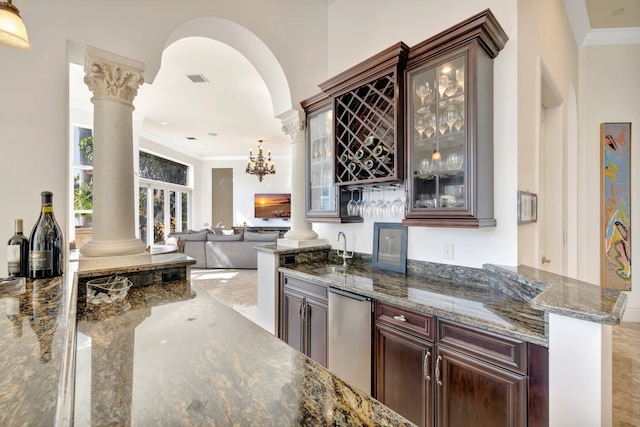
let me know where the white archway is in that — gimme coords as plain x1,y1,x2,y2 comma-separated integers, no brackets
163,16,292,117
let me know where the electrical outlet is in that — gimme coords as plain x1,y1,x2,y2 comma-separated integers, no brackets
443,243,454,260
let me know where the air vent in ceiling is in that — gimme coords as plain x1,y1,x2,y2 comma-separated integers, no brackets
186,136,197,140
186,74,209,83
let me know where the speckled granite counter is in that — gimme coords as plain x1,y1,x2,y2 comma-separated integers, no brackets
277,252,628,348
74,283,412,426
1,252,413,426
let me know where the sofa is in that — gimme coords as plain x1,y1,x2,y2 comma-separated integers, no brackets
168,229,279,269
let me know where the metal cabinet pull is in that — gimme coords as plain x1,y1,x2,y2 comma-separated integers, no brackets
435,355,443,386
424,351,431,381
299,300,305,321
393,314,407,322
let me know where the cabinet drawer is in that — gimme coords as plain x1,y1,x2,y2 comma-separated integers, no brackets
375,301,435,341
437,319,527,374
281,274,328,301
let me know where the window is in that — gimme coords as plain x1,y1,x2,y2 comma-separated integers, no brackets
138,151,192,246
71,126,94,249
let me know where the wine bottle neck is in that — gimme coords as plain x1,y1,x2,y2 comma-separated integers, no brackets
41,206,53,213
14,219,23,234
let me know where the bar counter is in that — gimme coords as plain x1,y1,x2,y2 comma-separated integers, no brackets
0,255,414,426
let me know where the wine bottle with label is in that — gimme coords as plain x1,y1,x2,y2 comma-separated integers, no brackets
7,219,29,277
29,192,64,279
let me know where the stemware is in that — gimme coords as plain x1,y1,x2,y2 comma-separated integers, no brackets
426,112,437,135
437,75,449,98
454,104,465,132
445,80,458,97
456,65,465,91
323,139,332,158
416,84,428,104
444,103,460,132
438,115,448,135
347,190,358,216
415,118,426,139
447,153,463,171
392,188,405,217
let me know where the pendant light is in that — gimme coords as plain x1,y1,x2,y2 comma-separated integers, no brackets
0,0,32,50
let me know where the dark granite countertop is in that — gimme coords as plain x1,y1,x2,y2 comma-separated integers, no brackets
279,260,549,347
1,253,414,426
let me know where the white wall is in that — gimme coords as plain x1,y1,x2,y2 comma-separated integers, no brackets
0,0,328,275
198,156,292,230
582,44,640,322
324,0,519,268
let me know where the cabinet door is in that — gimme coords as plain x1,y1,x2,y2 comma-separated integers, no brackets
435,346,526,427
281,287,305,354
306,101,339,218
305,296,328,367
375,322,434,427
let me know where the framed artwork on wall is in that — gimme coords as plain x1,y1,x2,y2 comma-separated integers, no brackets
372,222,408,273
601,122,632,291
517,191,537,225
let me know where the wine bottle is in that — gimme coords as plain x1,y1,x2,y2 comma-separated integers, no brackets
29,191,64,279
7,218,29,277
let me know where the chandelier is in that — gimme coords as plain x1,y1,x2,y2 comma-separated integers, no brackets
0,0,32,50
246,140,276,182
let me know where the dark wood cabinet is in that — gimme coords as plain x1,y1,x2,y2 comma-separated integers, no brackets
375,301,547,427
279,273,328,367
403,9,508,228
375,321,434,427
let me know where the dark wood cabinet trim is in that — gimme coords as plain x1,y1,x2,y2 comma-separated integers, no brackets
527,343,549,427
437,319,527,374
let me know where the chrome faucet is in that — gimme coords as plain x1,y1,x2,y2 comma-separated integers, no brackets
336,231,353,268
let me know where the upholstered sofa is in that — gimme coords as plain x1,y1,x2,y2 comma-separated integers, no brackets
168,230,279,269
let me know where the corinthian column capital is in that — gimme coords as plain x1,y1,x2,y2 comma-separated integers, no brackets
280,109,306,143
84,47,145,105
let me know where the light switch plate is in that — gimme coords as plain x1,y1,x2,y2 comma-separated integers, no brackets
443,243,454,260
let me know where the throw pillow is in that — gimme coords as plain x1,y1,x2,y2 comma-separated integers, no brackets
222,229,235,235
244,231,279,242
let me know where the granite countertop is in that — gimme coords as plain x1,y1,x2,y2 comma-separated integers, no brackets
0,253,414,427
74,282,412,426
279,260,549,347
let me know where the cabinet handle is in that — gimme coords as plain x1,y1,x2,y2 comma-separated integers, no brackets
393,314,407,322
435,355,443,386
424,351,431,381
299,300,304,321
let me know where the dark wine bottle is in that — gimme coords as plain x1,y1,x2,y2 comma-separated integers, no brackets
7,218,29,277
29,192,64,279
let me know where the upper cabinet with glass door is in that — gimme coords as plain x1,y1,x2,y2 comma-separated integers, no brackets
403,9,508,228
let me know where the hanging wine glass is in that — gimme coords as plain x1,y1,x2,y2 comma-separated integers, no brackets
444,103,460,132
347,190,358,216
437,74,449,98
415,118,426,139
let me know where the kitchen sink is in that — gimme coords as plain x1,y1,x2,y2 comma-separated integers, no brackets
312,265,347,275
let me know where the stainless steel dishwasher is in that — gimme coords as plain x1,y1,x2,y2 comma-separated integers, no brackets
328,288,372,394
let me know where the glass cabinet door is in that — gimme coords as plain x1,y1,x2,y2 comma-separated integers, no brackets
408,55,466,212
307,106,336,215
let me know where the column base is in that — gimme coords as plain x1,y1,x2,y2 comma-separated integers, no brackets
78,252,152,272
79,238,147,258
283,228,319,241
277,238,327,249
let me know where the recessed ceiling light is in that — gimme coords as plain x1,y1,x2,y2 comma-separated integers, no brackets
160,121,168,126
208,132,218,137
186,136,197,140
612,8,625,16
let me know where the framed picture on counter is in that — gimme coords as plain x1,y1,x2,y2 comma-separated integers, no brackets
372,222,408,273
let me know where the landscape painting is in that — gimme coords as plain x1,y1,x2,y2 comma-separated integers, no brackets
601,122,631,291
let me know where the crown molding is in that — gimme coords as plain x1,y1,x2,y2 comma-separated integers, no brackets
584,27,640,46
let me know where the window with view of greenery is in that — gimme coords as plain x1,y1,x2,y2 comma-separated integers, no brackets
139,151,188,185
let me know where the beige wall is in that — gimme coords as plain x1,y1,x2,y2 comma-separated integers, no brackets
581,44,640,321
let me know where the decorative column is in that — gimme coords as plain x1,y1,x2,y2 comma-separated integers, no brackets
80,47,147,259
277,109,324,248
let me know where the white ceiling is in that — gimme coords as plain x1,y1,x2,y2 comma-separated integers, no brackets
70,1,638,161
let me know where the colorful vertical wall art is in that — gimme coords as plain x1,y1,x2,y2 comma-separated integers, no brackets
601,123,632,291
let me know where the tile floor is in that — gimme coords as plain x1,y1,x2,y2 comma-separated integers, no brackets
190,268,639,426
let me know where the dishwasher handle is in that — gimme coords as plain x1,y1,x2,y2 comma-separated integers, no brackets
329,288,371,302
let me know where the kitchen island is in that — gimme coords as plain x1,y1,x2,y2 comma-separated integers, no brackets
0,254,414,426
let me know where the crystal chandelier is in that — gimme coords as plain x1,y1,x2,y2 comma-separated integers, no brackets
246,140,276,182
